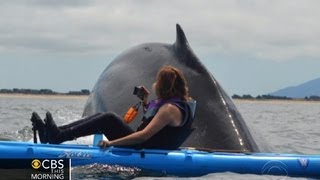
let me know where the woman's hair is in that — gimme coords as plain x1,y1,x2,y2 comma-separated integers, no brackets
154,65,190,101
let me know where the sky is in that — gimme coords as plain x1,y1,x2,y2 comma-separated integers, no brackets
1,0,320,96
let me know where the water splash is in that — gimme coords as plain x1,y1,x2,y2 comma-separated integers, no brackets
72,163,142,179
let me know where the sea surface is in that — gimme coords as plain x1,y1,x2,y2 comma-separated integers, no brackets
0,94,319,180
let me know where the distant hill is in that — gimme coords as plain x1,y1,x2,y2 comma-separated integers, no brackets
270,78,320,98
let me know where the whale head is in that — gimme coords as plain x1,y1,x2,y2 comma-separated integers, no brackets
83,24,260,152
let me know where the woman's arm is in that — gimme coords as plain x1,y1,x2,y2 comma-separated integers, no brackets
141,86,149,112
99,103,182,148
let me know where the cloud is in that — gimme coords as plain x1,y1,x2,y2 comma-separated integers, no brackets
0,0,320,61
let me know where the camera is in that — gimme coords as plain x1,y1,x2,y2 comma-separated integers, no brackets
133,86,146,100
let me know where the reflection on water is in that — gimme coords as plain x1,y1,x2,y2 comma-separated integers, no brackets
234,100,320,155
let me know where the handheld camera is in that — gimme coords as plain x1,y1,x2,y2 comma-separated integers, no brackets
133,86,147,100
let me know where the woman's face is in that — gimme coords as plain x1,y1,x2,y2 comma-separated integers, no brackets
152,82,157,94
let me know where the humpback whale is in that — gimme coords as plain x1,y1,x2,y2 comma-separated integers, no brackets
83,24,259,152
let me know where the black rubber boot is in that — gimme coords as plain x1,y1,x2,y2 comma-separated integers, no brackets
44,111,76,144
30,112,47,143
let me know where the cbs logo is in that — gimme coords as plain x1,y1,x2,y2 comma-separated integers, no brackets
31,159,64,170
31,159,41,169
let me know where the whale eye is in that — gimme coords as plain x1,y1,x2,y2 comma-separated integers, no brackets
144,46,152,52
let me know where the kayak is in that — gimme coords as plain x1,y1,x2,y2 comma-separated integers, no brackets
0,141,319,178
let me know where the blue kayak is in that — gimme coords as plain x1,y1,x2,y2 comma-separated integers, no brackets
0,141,319,178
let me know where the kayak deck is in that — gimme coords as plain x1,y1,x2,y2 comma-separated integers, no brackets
0,141,319,178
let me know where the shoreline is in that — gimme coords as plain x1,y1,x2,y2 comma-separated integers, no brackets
1,93,319,103
0,93,89,100
233,98,320,104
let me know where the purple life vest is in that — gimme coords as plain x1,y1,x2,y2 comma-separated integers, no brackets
136,98,195,149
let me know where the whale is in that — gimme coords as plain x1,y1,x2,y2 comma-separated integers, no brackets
83,24,260,152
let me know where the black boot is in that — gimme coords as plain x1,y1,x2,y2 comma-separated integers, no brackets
44,111,77,144
30,112,47,143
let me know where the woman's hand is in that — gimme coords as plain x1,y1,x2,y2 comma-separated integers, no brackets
140,86,150,105
98,140,111,148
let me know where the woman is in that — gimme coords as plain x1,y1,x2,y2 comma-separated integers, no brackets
30,65,195,149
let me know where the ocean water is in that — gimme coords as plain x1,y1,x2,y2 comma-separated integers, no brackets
0,95,319,180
